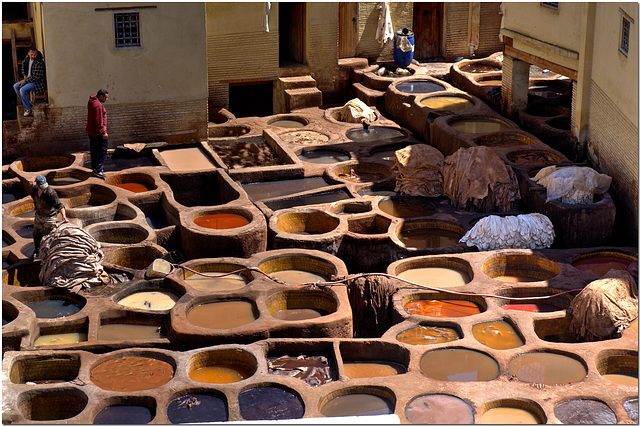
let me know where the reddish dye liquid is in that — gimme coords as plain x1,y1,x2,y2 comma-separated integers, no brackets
404,300,481,317
90,356,174,392
194,213,249,229
501,303,562,313
115,182,152,193
572,255,634,275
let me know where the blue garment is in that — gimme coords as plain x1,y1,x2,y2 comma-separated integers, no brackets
13,81,35,111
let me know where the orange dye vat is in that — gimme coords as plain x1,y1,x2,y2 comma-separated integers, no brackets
115,182,152,193
405,300,481,317
194,214,249,229
189,365,254,383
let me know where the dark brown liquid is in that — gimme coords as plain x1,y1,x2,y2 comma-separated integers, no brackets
187,301,256,329
420,348,499,382
90,356,174,391
398,228,462,248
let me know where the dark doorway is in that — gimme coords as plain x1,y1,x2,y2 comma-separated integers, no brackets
279,2,305,65
228,82,273,118
413,3,443,60
3,43,19,121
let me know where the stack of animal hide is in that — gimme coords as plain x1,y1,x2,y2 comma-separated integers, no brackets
533,165,612,204
460,213,555,250
338,98,377,123
443,146,520,212
392,145,444,197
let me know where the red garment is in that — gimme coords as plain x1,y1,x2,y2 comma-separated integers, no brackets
86,95,107,136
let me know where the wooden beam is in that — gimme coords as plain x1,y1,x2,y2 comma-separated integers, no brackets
505,44,578,81
11,29,19,82
95,5,157,12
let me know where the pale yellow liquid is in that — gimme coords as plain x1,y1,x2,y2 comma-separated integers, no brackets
184,272,248,291
117,291,179,311
482,407,539,424
421,96,473,111
602,373,638,387
34,332,87,346
160,147,216,171
98,324,164,341
269,270,328,285
397,267,470,288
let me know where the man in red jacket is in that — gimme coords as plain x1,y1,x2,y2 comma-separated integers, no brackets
86,89,109,179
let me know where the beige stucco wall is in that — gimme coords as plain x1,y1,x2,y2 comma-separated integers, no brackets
206,2,278,108
356,2,413,63
502,2,583,54
41,2,207,107
307,2,339,93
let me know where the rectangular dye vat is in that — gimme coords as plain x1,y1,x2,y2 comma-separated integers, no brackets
242,177,332,202
263,189,353,211
160,170,244,208
157,145,219,172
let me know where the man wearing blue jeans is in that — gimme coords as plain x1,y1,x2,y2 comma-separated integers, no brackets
13,47,46,117
86,89,109,179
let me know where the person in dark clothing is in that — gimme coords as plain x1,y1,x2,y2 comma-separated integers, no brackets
30,175,68,259
86,89,109,179
13,47,46,117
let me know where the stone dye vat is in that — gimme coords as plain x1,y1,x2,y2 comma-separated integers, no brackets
187,348,256,383
270,208,343,254
166,393,228,423
345,126,407,144
395,324,460,345
238,386,304,420
267,115,308,129
187,299,258,330
508,352,587,384
243,177,332,202
297,148,350,164
392,219,467,253
389,255,473,289
430,113,518,155
420,348,500,382
90,353,175,392
405,394,475,424
156,146,218,172
179,259,254,292
472,320,524,349
482,252,561,282
320,387,395,417
378,196,435,218
571,250,637,275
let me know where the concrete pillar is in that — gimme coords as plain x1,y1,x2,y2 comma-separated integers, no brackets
500,54,530,120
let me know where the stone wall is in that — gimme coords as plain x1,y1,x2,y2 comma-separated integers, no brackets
356,2,413,63
307,2,340,95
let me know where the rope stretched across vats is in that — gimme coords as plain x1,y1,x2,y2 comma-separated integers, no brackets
174,263,582,301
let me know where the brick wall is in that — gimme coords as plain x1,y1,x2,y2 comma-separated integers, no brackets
477,3,503,57
207,31,279,108
4,99,208,160
307,3,340,94
356,2,413,63
587,80,639,244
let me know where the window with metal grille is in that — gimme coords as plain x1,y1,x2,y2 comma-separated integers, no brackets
114,12,140,48
541,2,559,11
620,15,630,56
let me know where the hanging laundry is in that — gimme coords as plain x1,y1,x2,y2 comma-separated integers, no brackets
375,2,394,47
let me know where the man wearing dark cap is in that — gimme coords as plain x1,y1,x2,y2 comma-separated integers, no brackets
86,89,109,179
30,175,68,259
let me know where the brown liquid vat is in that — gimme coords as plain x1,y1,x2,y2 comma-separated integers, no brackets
481,399,546,424
596,349,639,385
256,249,348,285
10,353,81,384
325,161,394,186
14,154,77,173
267,289,338,320
89,351,176,392
177,259,255,292
482,252,561,282
391,219,467,254
338,340,410,376
534,315,621,343
85,222,152,246
103,244,169,275
17,387,88,421
318,386,396,417
56,183,119,226
508,351,587,385
187,348,257,383
328,200,373,215
388,255,474,289
44,168,91,187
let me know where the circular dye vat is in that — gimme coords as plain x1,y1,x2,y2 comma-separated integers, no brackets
272,308,328,321
405,299,482,317
346,127,405,143
601,373,638,387
194,213,249,229
15,225,34,238
554,399,617,424
299,150,349,164
450,118,511,133
321,393,393,417
421,96,474,112
114,182,152,193
98,324,164,341
460,63,501,73
27,298,82,319
398,227,462,249
379,197,434,218
167,394,228,424
117,291,179,311
146,214,171,229
51,176,83,186
396,325,459,345
507,150,560,166
90,355,174,391
93,405,154,424
494,275,541,283
477,78,502,86
572,253,636,275
270,119,306,128
184,272,249,291
34,332,88,346
269,270,328,285
187,300,256,329
189,364,254,383
268,355,334,386
482,407,539,424
395,80,444,94
624,398,638,423
501,303,563,313
405,394,474,424
508,352,586,384
343,361,405,378
420,348,499,382
239,387,304,420
472,321,523,349
397,267,470,288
